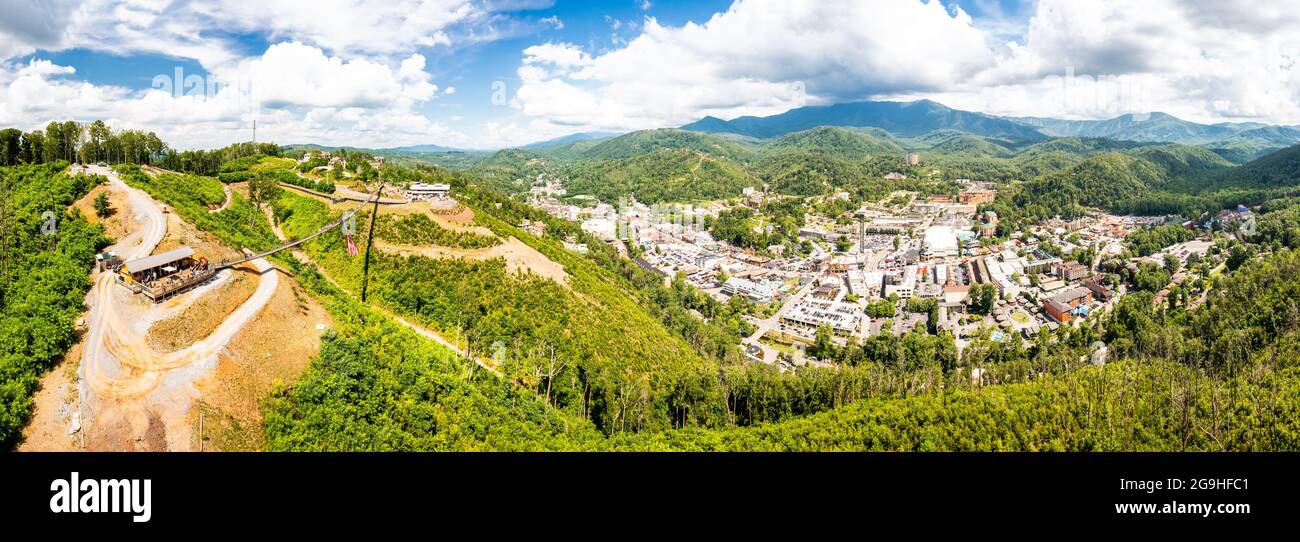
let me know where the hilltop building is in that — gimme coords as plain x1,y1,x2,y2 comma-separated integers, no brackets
407,182,450,201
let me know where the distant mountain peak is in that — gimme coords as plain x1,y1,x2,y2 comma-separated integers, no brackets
681,99,1047,141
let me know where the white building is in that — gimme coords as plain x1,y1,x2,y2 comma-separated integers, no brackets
782,299,863,336
407,182,450,201
581,218,617,241
924,226,959,258
885,265,918,299
722,277,779,303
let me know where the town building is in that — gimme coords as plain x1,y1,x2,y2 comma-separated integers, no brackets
1055,261,1090,281
923,226,959,258
828,254,862,273
959,189,997,205
884,265,918,298
118,246,216,302
580,218,617,241
1043,286,1094,323
722,277,779,303
782,298,863,337
1082,275,1113,301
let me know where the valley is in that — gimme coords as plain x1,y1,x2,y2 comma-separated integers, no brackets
5,98,1300,452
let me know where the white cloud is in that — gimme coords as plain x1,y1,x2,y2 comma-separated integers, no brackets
0,41,466,149
7,0,1300,151
506,0,1300,141
522,42,593,72
0,0,81,58
539,15,563,30
186,0,479,59
512,0,995,134
924,0,1300,123
0,0,492,73
0,0,545,148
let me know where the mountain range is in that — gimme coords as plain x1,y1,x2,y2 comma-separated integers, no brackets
680,100,1300,162
681,99,1047,142
304,99,1300,167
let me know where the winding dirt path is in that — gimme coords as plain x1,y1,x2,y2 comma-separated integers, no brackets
74,166,280,449
209,183,233,213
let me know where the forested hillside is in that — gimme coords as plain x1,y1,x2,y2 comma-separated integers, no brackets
761,126,906,158
0,163,108,446
681,99,1047,141
579,128,758,162
564,148,761,203
420,123,1291,204
468,149,551,194
8,141,1289,452
114,165,281,253
986,144,1300,231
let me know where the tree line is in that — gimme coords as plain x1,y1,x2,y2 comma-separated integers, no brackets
0,120,166,167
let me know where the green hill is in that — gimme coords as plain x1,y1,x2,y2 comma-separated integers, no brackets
468,149,551,193
925,133,1015,158
1012,112,1245,144
761,126,905,158
1210,143,1300,189
1208,126,1300,163
0,163,108,447
754,151,872,195
1125,144,1235,190
565,148,760,203
580,128,757,162
683,99,1048,141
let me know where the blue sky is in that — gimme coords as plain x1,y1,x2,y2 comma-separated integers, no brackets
36,2,746,139
0,0,1295,150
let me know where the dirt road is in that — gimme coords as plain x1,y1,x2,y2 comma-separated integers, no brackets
73,165,279,449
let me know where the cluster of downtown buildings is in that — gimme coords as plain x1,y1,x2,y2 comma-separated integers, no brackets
524,174,1216,362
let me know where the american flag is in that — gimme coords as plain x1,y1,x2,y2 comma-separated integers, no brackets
345,234,359,257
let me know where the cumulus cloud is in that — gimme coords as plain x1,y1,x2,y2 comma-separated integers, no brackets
0,0,81,57
510,0,1300,138
2,0,483,70
0,0,501,148
185,0,479,58
931,0,1300,123
512,0,996,133
0,40,465,149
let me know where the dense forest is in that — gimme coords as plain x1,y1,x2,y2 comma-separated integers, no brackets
0,162,107,446
434,126,1279,206
1125,224,1196,256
